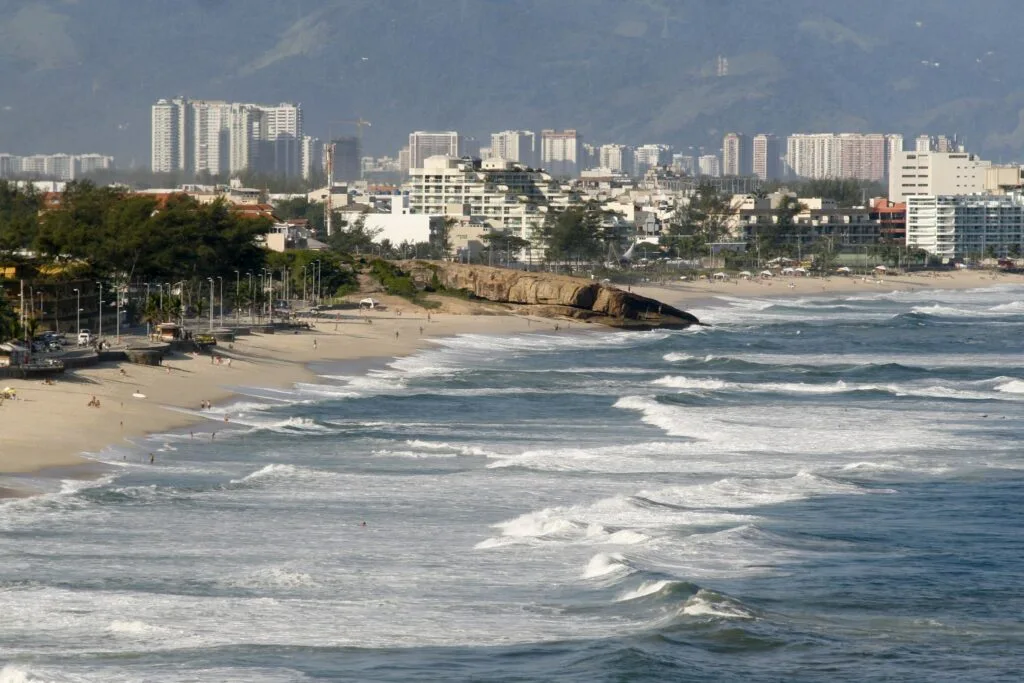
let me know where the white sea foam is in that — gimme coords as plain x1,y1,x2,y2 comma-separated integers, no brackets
995,379,1024,395
649,374,1022,401
989,300,1024,312
638,472,875,510
616,580,675,602
680,589,756,619
229,463,335,486
224,566,320,590
486,441,687,473
405,440,492,456
108,620,170,637
582,552,631,579
0,665,49,683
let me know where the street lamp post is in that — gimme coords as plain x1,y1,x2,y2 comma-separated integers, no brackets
115,280,121,344
207,277,214,332
247,272,253,322
234,270,240,325
217,276,224,327
73,288,80,333
97,282,103,341
312,261,320,306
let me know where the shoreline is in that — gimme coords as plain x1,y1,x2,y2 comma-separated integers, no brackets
3,270,1022,498
0,305,554,496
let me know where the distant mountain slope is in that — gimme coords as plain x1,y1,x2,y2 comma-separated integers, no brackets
2,0,1023,163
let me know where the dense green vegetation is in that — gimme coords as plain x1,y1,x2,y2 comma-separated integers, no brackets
0,180,270,282
368,259,417,298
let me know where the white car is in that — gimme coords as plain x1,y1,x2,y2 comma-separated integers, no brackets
77,330,93,346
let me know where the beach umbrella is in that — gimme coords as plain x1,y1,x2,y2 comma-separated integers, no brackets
782,267,795,274
713,272,727,279
836,266,851,273
874,265,887,271
739,270,752,278
760,270,774,277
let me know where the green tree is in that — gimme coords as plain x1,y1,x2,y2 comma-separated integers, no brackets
479,231,531,267
0,181,42,258
328,214,380,255
662,184,731,261
539,207,603,270
0,293,21,341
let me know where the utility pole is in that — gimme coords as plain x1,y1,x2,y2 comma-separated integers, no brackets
207,277,214,332
97,282,103,341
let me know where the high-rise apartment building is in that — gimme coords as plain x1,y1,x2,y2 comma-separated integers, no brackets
698,154,721,177
151,97,191,174
490,130,537,167
722,133,753,176
915,135,933,152
885,134,904,177
834,133,887,182
301,136,321,181
752,134,781,181
152,98,303,178
540,129,583,177
598,144,633,174
459,136,482,159
77,154,114,175
888,151,990,203
329,136,361,182
408,131,461,171
786,133,898,181
634,144,672,175
262,103,303,177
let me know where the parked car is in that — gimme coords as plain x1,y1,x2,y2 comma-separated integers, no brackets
77,330,93,346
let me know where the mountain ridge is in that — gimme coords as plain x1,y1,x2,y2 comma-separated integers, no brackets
2,0,1023,164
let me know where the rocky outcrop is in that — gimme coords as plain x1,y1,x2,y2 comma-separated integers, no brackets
402,261,700,329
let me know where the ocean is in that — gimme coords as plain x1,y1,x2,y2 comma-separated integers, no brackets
2,285,1023,682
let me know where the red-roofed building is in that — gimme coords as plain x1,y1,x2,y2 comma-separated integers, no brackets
869,198,907,243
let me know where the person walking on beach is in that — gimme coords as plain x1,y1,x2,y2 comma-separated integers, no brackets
395,330,399,340
313,338,318,350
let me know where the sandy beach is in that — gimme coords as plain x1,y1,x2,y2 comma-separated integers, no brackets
0,304,542,486
2,269,1021,490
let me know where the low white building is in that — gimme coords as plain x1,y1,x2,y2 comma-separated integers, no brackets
359,195,444,245
906,194,1024,259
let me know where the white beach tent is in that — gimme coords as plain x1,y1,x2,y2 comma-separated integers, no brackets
739,271,753,279
794,267,808,275
836,266,851,274
760,270,774,278
713,272,728,280
359,297,381,309
781,266,795,274
874,265,887,272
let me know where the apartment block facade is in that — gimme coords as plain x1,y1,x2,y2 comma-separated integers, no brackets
752,134,781,181
906,194,1024,258
408,131,461,171
722,133,752,176
408,155,568,245
489,130,537,167
540,129,583,177
151,98,304,177
888,151,990,203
